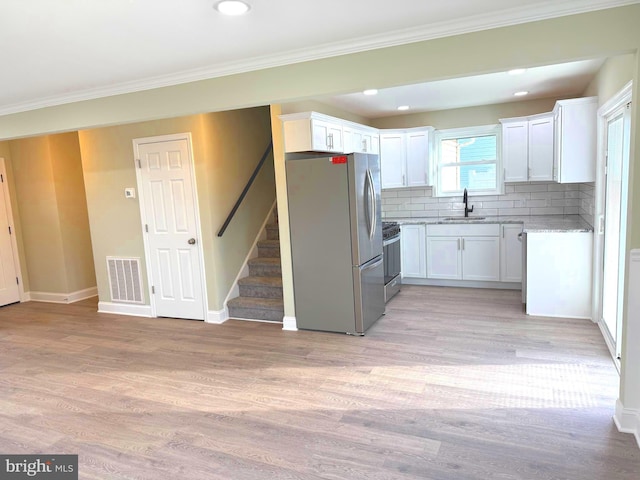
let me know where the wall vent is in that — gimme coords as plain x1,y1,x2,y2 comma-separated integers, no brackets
106,257,144,304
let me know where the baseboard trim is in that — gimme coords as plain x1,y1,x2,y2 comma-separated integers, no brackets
98,301,153,317
28,287,98,304
402,278,521,290
206,307,229,324
282,316,298,331
614,400,640,448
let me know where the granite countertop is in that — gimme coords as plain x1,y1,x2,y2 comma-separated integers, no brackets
384,214,593,233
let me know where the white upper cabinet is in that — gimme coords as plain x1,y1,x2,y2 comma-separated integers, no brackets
281,112,380,156
553,97,598,183
281,112,345,153
501,119,529,182
501,113,553,183
380,132,406,189
380,128,433,189
349,127,380,154
528,115,554,181
405,129,431,187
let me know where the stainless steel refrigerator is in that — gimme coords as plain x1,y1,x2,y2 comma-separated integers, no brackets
286,152,385,335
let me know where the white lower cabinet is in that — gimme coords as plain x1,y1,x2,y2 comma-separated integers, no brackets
462,237,500,281
425,224,500,281
500,224,523,282
426,236,461,279
526,231,592,318
401,224,426,278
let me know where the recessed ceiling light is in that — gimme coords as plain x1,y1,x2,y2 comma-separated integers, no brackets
397,105,410,111
363,89,378,96
214,1,251,15
514,91,529,97
508,68,527,75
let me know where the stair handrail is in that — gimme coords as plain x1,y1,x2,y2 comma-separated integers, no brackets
218,141,274,237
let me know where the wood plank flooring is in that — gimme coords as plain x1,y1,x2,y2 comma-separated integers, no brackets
0,286,639,479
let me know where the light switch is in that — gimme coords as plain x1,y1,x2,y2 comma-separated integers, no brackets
125,188,136,199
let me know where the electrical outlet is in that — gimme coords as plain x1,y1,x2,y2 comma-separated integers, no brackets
125,188,136,199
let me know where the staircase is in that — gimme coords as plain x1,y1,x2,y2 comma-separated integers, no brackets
227,213,284,322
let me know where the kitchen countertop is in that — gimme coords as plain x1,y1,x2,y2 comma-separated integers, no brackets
383,214,593,233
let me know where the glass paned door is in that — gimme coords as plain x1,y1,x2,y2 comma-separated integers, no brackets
601,105,630,357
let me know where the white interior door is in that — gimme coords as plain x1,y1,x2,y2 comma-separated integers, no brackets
601,104,630,356
0,160,20,307
134,135,205,321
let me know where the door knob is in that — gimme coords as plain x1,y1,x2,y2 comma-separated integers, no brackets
188,238,196,245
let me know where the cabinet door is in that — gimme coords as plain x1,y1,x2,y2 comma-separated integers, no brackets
312,119,343,152
401,224,426,278
360,131,375,153
555,99,597,183
500,224,523,282
461,236,500,281
342,126,355,153
380,133,406,189
528,115,554,181
406,130,430,187
369,133,380,155
426,236,461,279
502,120,529,182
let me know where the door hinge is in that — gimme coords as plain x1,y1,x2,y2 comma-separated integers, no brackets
8,226,11,235
151,286,155,294
136,158,141,168
16,277,19,285
145,224,149,233
0,173,3,183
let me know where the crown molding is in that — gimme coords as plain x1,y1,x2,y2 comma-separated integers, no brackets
0,0,636,116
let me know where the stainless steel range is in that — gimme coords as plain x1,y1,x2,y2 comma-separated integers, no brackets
382,221,401,302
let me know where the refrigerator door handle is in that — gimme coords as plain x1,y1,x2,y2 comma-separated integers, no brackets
362,256,384,271
364,168,372,238
367,168,376,239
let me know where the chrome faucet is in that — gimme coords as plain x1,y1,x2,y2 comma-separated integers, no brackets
463,188,474,217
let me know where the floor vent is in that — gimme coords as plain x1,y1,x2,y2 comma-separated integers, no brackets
107,257,144,304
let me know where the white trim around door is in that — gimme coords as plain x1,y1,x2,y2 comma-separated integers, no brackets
132,133,208,321
0,157,25,304
593,81,632,364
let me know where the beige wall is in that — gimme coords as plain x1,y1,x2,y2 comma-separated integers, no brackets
7,133,95,294
372,97,567,130
583,54,635,103
49,133,96,293
78,106,274,311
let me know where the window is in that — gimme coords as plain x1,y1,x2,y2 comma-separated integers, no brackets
434,125,502,196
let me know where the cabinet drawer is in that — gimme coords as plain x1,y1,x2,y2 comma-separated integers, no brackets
427,223,500,237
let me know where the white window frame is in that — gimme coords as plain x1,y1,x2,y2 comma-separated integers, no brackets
433,124,503,197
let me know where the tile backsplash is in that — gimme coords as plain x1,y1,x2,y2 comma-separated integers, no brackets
382,181,596,226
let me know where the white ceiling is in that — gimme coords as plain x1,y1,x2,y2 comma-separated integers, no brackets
320,58,607,117
0,0,637,116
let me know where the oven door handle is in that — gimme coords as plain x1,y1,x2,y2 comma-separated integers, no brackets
383,234,400,247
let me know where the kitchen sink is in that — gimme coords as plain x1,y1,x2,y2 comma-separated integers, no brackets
442,216,486,222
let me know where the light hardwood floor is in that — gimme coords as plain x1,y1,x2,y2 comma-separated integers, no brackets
0,286,639,479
